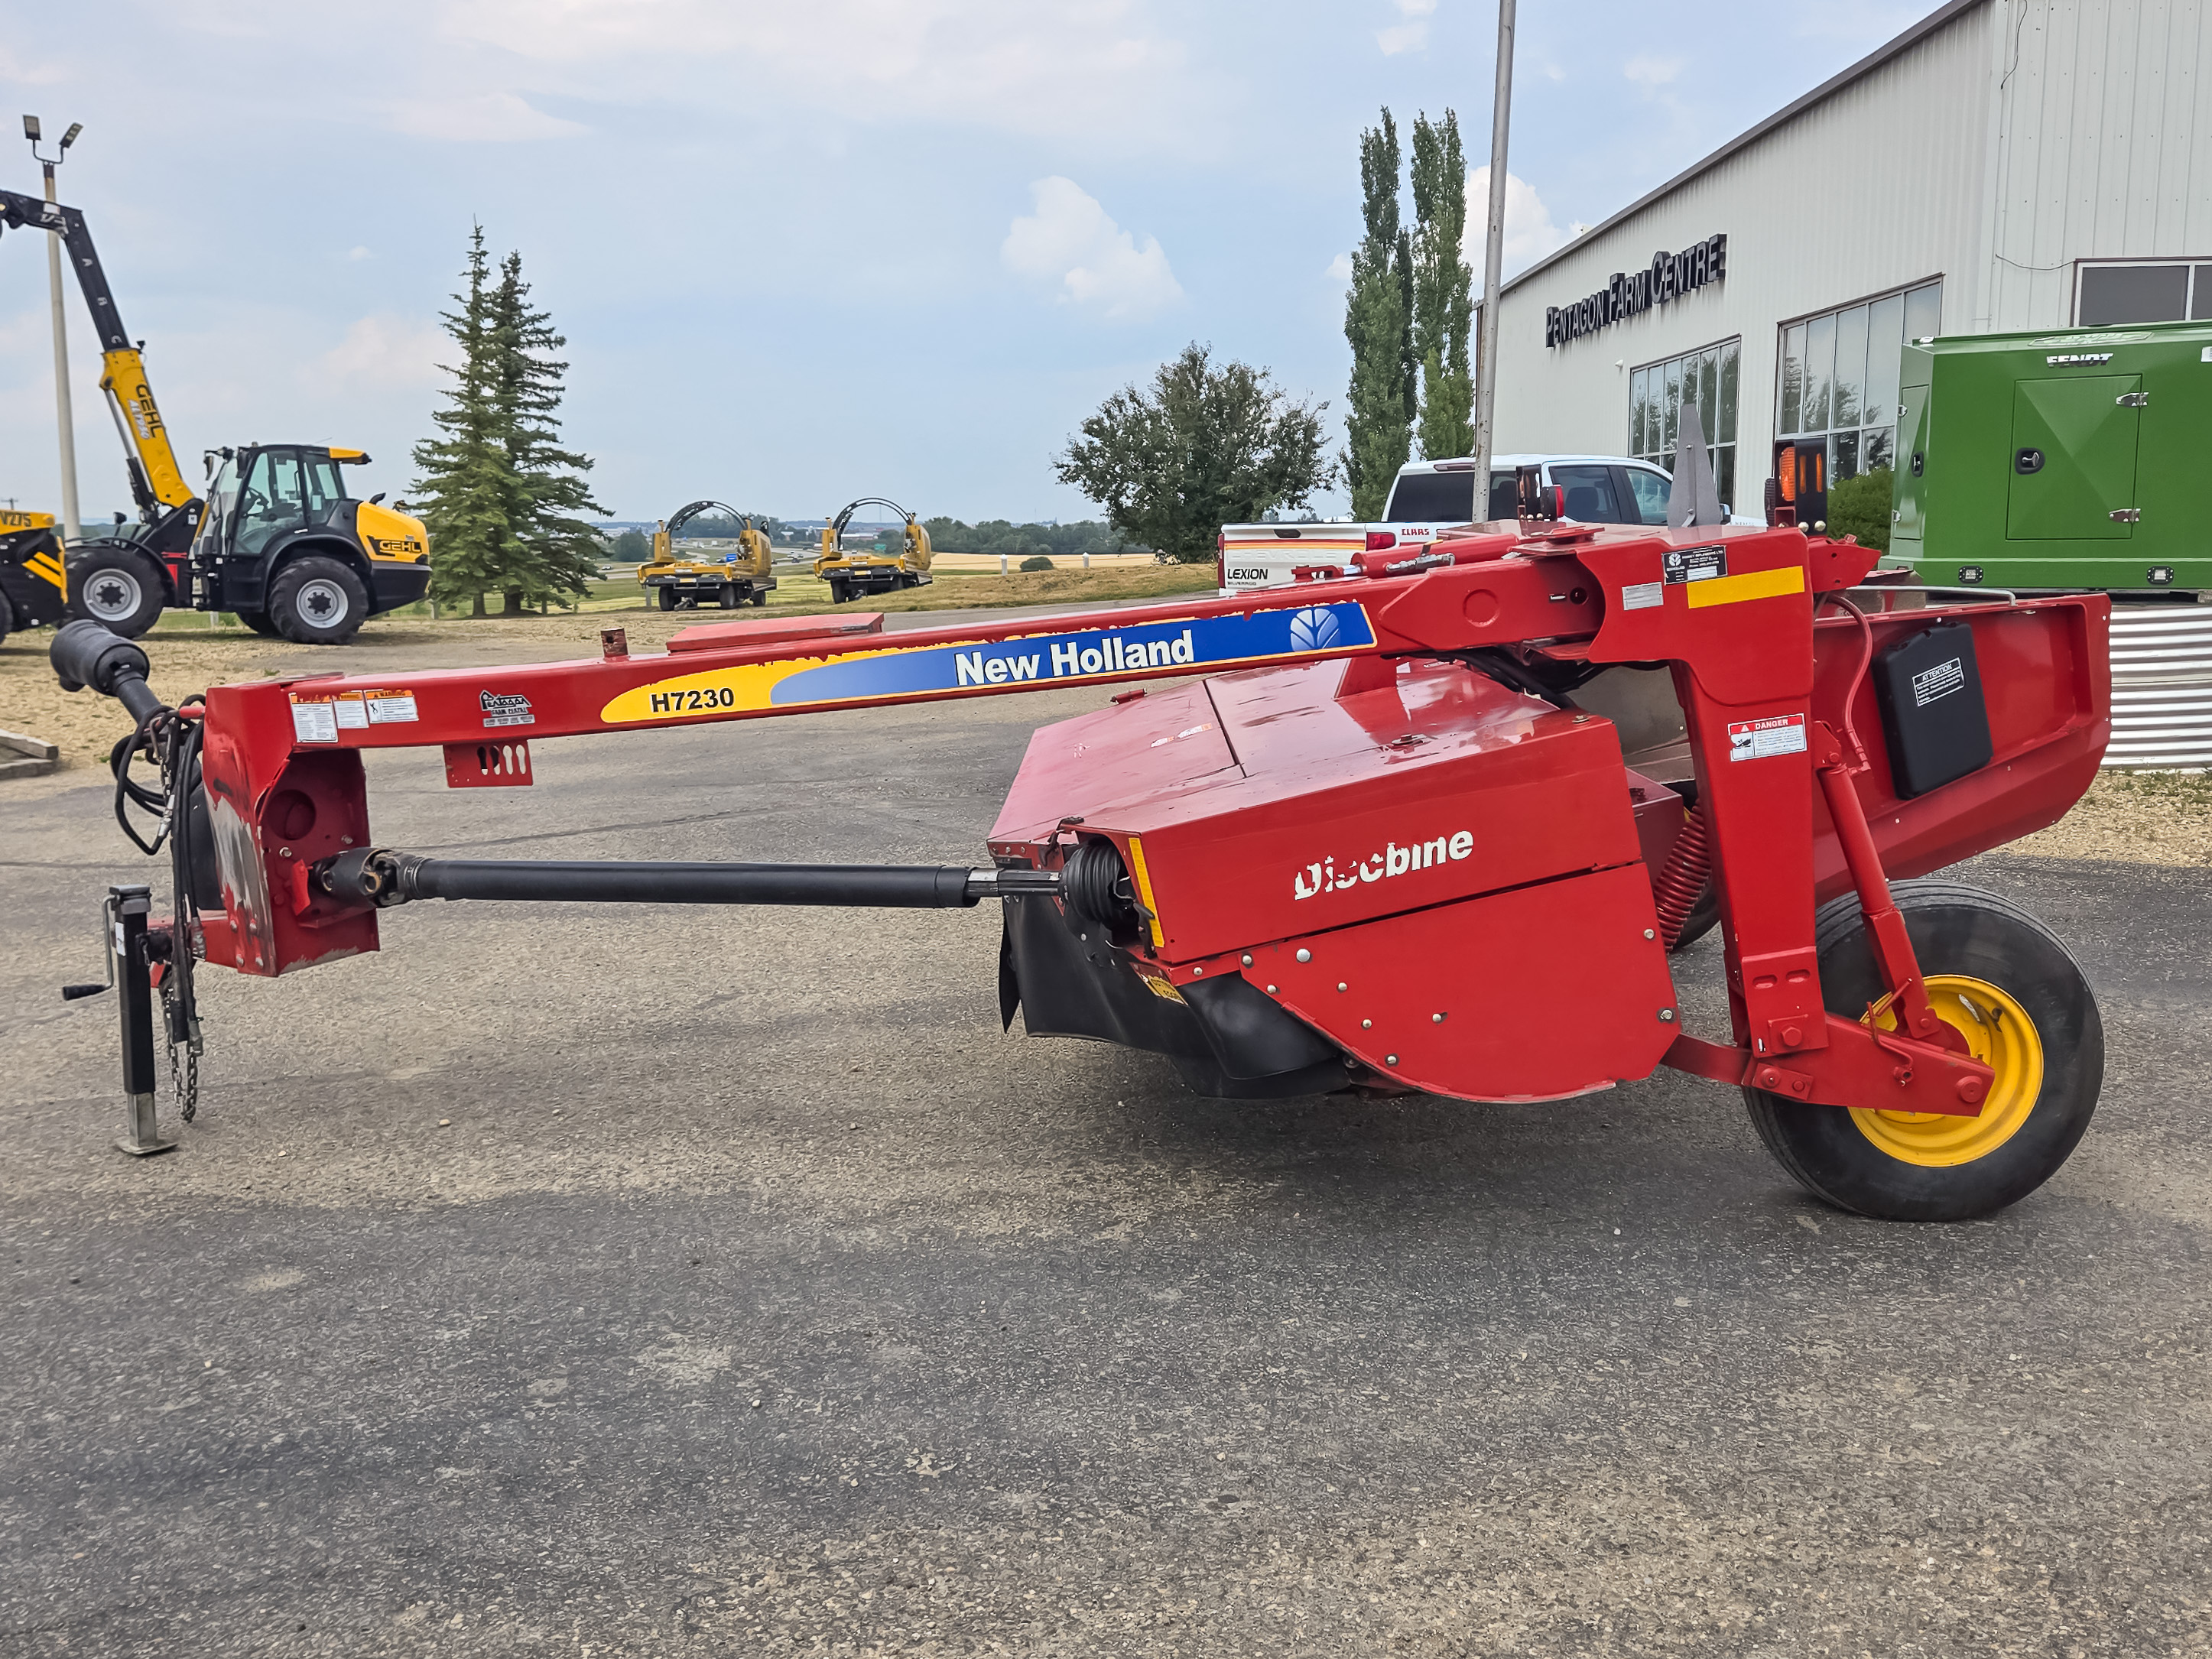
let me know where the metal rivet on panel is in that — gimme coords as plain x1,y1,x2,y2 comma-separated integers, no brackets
1361,1018,1372,1030
1265,985,1277,994
1433,1012,1446,1024
1386,1054,1399,1066
1241,953,1254,966
1658,1008,1676,1022
1295,949,1311,963
1193,967,1203,976
1337,982,1348,992
1642,929,1655,940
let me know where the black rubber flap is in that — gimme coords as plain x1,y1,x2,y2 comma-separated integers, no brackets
1871,619,1993,800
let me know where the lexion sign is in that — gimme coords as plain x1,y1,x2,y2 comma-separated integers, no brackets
1545,233,1727,349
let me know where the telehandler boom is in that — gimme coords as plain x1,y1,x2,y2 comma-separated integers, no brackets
0,189,429,641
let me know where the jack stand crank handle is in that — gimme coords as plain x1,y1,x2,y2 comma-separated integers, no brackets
109,885,176,1157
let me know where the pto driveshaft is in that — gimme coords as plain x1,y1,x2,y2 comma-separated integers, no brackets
314,849,1064,911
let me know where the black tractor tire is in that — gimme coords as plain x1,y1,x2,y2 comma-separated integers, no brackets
0,586,14,648
1744,881,2102,1222
657,586,679,611
237,608,283,637
828,578,850,605
750,588,768,608
718,585,739,609
268,555,369,644
65,543,167,638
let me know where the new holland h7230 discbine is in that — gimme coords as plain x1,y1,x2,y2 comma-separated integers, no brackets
52,505,2110,1220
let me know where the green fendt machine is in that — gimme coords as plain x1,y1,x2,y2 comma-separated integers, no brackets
1889,318,2212,597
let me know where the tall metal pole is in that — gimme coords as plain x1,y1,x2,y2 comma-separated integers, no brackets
1470,0,1516,489
26,118,83,544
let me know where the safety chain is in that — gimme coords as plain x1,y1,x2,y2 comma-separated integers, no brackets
161,940,203,1124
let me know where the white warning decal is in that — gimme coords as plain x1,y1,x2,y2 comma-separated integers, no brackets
1726,713,1808,762
1912,657,1965,707
289,699,339,744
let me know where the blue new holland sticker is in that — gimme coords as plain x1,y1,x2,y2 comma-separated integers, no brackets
600,601,1378,723
765,602,1376,706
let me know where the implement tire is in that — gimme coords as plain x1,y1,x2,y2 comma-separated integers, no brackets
269,554,369,644
238,609,282,638
1745,881,2102,1222
66,543,167,638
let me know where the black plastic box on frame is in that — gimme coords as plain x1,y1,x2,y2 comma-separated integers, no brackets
1872,620,1994,799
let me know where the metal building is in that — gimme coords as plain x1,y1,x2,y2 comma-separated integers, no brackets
1489,0,2212,519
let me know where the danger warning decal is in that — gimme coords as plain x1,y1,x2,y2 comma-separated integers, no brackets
1726,713,1808,762
599,602,1379,723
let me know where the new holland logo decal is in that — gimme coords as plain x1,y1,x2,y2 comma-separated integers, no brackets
599,603,1378,723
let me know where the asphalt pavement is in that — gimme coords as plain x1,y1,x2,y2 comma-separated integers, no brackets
5,676,2210,1656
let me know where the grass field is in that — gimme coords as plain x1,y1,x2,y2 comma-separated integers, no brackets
144,560,1217,637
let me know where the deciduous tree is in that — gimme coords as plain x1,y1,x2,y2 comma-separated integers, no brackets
1056,344,1333,563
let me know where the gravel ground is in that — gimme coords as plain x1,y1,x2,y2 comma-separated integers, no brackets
4,638,2210,1656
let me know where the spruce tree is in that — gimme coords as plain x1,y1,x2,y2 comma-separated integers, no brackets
1342,110,1415,521
486,252,605,614
413,226,524,617
1411,109,1475,462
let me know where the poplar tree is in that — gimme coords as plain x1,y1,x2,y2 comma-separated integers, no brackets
1342,110,1417,519
1410,109,1475,461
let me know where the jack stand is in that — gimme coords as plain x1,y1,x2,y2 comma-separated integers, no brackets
111,885,175,1157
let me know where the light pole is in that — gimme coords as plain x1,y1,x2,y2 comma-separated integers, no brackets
24,115,84,544
1470,0,1515,492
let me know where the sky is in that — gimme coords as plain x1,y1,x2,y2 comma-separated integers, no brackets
0,0,1943,526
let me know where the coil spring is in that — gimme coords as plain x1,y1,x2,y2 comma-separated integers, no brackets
1652,804,1712,950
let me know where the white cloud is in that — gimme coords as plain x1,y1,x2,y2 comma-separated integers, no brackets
382,90,586,142
317,314,449,391
1324,252,1353,286
345,246,372,262
1002,177,1183,321
420,0,1195,145
1622,54,1684,87
1377,0,1433,54
0,45,66,85
1460,167,1570,280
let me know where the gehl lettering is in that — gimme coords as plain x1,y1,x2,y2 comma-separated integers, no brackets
957,628,1195,687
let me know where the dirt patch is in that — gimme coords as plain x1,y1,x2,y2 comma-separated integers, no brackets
1999,771,2212,868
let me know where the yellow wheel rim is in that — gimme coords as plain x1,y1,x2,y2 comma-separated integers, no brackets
1850,975,2044,1167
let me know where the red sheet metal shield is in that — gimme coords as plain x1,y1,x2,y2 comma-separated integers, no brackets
1256,863,1678,1101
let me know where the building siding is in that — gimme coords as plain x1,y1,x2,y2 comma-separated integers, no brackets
1980,0,2212,326
1491,2,1997,499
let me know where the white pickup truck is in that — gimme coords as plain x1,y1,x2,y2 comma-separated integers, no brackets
1217,453,1728,595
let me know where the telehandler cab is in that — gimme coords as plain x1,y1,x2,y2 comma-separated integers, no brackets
0,189,429,641
52,455,2112,1222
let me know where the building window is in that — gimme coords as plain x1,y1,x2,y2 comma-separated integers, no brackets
1629,338,1740,510
1776,280,1940,484
2077,261,2212,324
